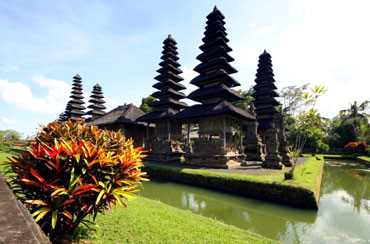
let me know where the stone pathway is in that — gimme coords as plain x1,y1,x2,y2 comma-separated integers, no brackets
0,172,50,244
145,157,308,176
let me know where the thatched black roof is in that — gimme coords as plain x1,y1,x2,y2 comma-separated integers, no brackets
152,88,186,100
174,100,255,121
152,79,186,91
196,46,234,62
188,83,244,103
190,69,240,88
137,108,179,122
90,103,147,127
150,98,188,110
193,57,237,74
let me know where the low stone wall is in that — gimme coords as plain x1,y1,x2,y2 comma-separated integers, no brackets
0,173,50,244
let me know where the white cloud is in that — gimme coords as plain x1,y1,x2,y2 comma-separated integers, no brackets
234,46,260,68
0,76,70,114
104,97,119,111
0,117,17,124
256,26,274,35
181,65,198,105
0,65,20,72
268,0,370,118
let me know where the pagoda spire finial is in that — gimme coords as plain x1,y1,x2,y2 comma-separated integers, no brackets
213,5,218,11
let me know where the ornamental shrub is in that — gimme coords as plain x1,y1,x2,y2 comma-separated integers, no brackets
344,141,368,154
4,120,147,242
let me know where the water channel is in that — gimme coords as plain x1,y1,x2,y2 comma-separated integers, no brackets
139,161,370,243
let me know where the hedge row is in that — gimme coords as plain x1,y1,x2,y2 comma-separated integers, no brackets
143,159,324,209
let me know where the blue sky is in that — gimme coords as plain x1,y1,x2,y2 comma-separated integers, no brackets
0,0,369,138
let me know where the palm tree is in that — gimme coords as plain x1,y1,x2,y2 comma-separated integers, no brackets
340,100,369,120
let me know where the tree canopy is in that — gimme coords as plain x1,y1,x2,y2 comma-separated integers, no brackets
140,96,157,113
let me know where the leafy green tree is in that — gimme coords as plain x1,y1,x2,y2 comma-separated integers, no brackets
281,84,329,152
140,96,157,113
0,129,23,152
232,86,254,110
279,83,309,116
328,100,370,147
0,129,23,141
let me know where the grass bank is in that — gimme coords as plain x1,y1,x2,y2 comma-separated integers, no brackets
0,151,15,174
82,196,278,244
144,157,324,209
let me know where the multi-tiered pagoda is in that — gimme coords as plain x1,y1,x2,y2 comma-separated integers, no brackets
64,74,86,121
252,50,291,168
252,50,280,134
175,6,255,168
86,84,106,120
137,35,188,162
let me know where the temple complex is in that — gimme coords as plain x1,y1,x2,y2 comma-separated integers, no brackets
252,50,291,167
137,35,188,162
57,7,293,170
174,6,256,168
86,84,106,120
64,74,86,122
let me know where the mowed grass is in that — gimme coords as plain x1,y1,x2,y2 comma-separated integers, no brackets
0,149,278,244
0,151,14,174
358,155,370,162
82,196,279,244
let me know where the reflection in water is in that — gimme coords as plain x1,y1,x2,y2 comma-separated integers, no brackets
140,161,370,243
181,192,207,211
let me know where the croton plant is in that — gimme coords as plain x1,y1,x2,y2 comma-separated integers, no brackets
4,120,148,241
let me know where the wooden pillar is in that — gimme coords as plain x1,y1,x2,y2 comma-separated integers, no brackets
167,120,171,141
223,116,226,149
186,122,190,151
146,122,149,148
240,121,243,154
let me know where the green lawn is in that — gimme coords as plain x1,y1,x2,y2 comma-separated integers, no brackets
81,196,279,244
0,151,14,174
357,156,370,162
0,150,278,244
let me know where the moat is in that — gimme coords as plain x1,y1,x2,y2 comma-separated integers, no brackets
140,160,370,244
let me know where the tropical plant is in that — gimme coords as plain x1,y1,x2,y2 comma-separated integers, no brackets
328,100,370,148
232,86,254,110
3,120,148,242
344,141,368,155
283,85,329,153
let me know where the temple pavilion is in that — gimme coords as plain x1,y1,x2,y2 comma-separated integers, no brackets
174,6,256,168
137,35,188,162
